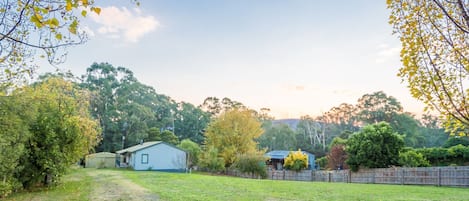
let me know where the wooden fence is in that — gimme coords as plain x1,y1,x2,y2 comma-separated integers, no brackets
263,166,469,187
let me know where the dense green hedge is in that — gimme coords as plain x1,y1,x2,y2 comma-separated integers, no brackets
416,145,469,166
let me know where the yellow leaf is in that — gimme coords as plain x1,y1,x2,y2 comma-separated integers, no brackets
66,0,72,11
81,10,87,17
55,33,63,40
91,7,101,15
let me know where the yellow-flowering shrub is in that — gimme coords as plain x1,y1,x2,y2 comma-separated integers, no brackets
284,149,308,171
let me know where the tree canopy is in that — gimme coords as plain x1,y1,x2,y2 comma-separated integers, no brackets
346,122,404,171
0,0,103,86
387,0,469,135
204,109,264,168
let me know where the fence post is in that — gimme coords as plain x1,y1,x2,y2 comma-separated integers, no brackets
328,171,331,182
348,169,351,183
438,167,441,187
283,170,285,180
401,168,404,185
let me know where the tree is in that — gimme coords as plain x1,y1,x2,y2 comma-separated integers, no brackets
388,0,469,135
16,77,100,187
199,97,245,117
327,145,348,170
0,0,102,86
0,96,33,197
174,102,210,144
81,63,176,151
257,123,296,151
203,109,264,168
178,139,201,168
356,91,403,124
346,122,404,171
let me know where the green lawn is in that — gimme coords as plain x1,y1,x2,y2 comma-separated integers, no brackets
123,171,469,201
5,168,93,201
5,169,469,201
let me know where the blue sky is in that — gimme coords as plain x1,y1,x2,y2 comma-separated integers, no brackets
40,0,425,119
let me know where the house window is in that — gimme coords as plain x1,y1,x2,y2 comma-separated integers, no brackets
141,154,149,164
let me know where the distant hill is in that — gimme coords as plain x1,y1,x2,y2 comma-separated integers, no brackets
272,119,301,130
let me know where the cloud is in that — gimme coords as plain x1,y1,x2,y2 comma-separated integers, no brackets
375,43,400,63
89,6,159,43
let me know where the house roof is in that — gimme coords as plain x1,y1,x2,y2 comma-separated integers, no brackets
265,150,315,160
116,141,162,154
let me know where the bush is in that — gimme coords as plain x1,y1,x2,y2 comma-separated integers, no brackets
443,137,469,148
284,149,308,171
416,145,469,166
233,154,267,179
316,157,327,170
199,147,225,173
399,150,430,167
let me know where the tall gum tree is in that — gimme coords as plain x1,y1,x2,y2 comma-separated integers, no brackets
387,0,469,135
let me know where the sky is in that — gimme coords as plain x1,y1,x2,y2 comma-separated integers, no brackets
40,0,426,119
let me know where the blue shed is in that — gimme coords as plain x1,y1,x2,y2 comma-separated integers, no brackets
265,150,316,170
116,141,187,171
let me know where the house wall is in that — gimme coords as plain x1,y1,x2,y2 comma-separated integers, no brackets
132,143,186,171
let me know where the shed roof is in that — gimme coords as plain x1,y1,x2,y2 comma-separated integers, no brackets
87,152,116,158
116,141,162,154
266,150,314,160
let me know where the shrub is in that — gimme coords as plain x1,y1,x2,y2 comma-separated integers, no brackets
443,137,469,148
199,147,225,173
399,150,430,167
284,149,308,171
233,154,267,179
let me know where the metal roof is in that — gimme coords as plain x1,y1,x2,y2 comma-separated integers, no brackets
116,141,162,154
265,150,315,160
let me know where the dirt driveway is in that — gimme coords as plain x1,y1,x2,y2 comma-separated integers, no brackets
87,170,159,201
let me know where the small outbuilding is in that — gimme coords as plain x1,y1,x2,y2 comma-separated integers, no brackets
265,150,316,170
85,152,116,168
116,141,187,171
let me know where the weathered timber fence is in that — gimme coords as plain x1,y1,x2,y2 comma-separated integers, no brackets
263,166,469,187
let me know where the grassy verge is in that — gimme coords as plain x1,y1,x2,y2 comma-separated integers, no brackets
123,171,469,201
5,168,93,201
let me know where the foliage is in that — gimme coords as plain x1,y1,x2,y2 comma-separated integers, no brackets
178,139,201,168
0,77,99,197
399,150,430,167
0,0,103,86
387,0,469,135
346,122,404,171
203,109,264,167
174,102,210,144
315,157,328,170
81,63,177,151
356,91,403,124
16,77,100,188
257,123,296,151
198,147,225,173
284,149,308,171
327,145,348,170
199,97,246,117
416,145,469,166
232,154,268,179
0,96,32,197
329,137,347,148
443,137,469,148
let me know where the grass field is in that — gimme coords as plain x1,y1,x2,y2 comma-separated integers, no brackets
124,171,469,201
5,168,469,201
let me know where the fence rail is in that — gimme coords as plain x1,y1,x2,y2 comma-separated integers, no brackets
262,166,469,187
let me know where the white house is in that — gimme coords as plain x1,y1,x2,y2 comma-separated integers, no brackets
116,141,187,171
